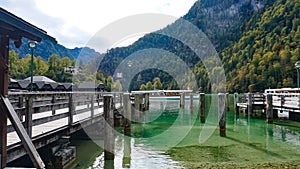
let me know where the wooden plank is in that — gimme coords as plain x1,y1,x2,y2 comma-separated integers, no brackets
1,95,45,169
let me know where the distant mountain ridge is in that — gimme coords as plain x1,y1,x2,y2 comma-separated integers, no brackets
94,0,273,91
9,38,100,63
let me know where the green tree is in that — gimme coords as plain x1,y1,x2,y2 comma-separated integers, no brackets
34,56,48,76
145,81,153,90
140,84,146,90
153,77,162,90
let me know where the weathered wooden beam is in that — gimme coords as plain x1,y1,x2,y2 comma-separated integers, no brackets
104,95,114,161
248,93,253,115
218,93,226,137
25,95,33,138
190,94,194,114
68,93,74,126
234,93,239,114
90,94,94,118
0,36,9,168
226,93,230,111
145,93,150,111
200,93,205,123
1,95,45,169
180,93,185,108
266,94,273,124
123,93,131,136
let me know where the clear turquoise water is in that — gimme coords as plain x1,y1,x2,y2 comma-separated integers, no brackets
68,95,300,169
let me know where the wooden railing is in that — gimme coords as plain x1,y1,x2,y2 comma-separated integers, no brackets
6,92,124,137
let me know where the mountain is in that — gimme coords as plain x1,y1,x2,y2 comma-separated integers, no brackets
92,0,299,93
222,0,300,92
9,38,100,63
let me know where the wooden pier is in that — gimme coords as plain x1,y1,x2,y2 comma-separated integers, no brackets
236,92,300,121
1,92,123,168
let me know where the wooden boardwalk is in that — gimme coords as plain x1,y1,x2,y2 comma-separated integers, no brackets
4,92,123,163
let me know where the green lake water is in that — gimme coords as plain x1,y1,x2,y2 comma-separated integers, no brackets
67,95,300,169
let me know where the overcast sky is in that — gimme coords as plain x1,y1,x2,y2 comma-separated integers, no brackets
1,0,197,51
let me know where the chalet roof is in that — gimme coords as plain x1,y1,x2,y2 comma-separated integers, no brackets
17,80,31,89
0,7,56,43
24,76,56,83
78,81,103,89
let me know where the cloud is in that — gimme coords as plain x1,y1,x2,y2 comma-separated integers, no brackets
1,0,197,49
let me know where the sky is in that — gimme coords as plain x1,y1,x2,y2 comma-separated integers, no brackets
1,0,197,52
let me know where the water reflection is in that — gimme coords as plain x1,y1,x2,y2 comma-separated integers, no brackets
87,98,300,169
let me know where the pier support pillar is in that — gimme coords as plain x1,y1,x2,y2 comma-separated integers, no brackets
234,93,239,114
134,94,142,122
123,93,131,136
226,93,230,111
218,93,226,137
200,93,205,123
190,94,194,113
104,95,115,161
180,93,185,108
248,93,253,115
145,93,150,111
266,94,273,124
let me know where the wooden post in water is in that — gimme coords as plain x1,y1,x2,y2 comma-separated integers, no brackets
190,94,194,113
104,95,115,161
234,93,239,114
266,94,273,124
218,93,226,137
200,93,205,123
226,93,230,111
248,92,253,115
134,94,142,122
25,95,33,138
145,93,150,111
180,93,185,108
123,93,131,136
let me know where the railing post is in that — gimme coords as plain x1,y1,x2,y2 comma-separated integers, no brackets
234,92,239,114
190,94,194,113
91,94,94,118
248,92,253,115
218,93,226,137
51,95,56,115
119,93,123,107
226,93,230,111
97,93,100,106
104,95,114,161
200,93,205,123
68,93,74,126
87,94,90,108
180,93,185,108
25,95,33,138
123,93,131,136
18,95,24,120
266,94,273,124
